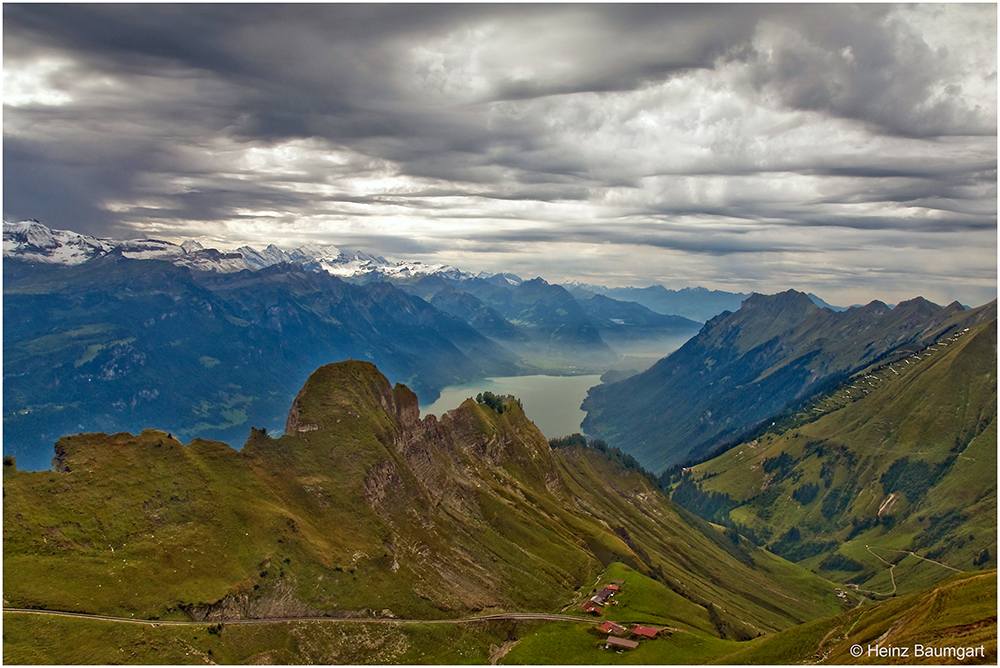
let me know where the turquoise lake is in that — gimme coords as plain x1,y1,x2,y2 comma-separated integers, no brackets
420,374,603,439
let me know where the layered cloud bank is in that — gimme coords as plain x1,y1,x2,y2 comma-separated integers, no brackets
3,4,996,306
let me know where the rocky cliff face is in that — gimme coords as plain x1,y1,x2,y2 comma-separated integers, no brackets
260,360,568,613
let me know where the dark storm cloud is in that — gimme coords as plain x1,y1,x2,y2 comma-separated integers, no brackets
2,134,160,238
441,219,803,256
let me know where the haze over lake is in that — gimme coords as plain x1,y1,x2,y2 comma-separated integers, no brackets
421,375,603,440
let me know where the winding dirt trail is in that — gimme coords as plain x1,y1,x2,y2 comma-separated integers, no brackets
870,547,963,573
865,545,898,596
854,545,965,599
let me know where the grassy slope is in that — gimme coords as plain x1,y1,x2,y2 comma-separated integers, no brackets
688,320,997,594
501,569,997,665
721,570,997,665
551,448,845,636
1,613,519,665
3,430,282,619
6,570,993,664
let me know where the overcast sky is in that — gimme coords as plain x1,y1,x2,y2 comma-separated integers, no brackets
4,4,996,307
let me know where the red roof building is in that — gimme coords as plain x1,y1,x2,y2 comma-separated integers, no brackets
598,621,627,635
582,601,602,614
631,625,660,639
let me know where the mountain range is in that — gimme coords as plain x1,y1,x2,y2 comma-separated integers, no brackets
581,289,997,473
4,219,996,664
3,219,468,280
565,283,753,322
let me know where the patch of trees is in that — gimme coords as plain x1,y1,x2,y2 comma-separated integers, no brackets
762,451,794,476
912,512,968,551
818,552,864,572
820,459,835,488
613,525,653,565
706,602,757,641
820,486,851,520
475,391,521,414
846,516,875,540
592,438,658,484
718,517,765,547
548,433,587,448
792,482,820,505
548,433,658,486
818,443,855,488
767,527,837,563
880,456,954,503
780,527,800,543
670,477,738,523
660,464,686,486
748,486,782,511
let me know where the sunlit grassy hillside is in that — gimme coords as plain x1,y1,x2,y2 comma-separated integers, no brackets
678,319,996,595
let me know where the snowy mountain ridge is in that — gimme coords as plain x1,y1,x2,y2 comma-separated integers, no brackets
3,220,476,280
2,220,250,272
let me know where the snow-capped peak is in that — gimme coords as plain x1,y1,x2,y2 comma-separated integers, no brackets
475,270,522,286
4,220,251,272
3,220,112,264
